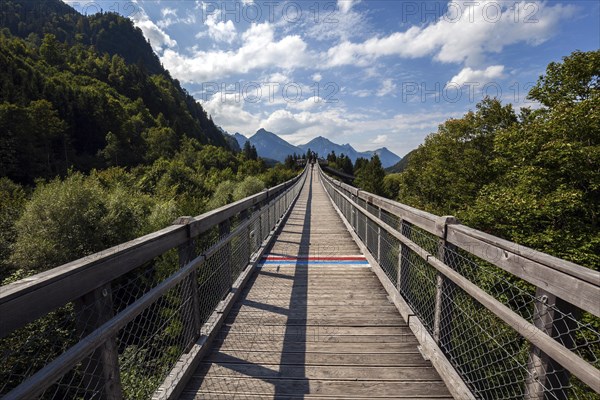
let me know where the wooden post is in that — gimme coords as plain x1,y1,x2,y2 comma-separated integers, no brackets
433,216,458,346
397,219,411,296
219,219,232,289
364,210,369,248
173,216,201,349
525,289,579,400
240,209,251,265
74,284,123,399
377,208,382,264
351,201,356,232
258,201,264,244
267,200,272,230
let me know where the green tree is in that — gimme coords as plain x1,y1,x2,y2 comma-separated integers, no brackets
233,176,265,200
383,173,403,199
466,50,600,268
0,178,26,282
243,141,258,160
354,155,385,195
10,173,107,272
353,157,368,175
143,126,178,162
9,172,156,274
40,33,62,65
397,98,517,215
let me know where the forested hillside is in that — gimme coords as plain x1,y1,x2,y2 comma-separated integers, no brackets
0,0,301,284
384,50,599,270
0,0,228,183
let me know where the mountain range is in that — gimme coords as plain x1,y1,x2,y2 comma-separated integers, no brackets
228,128,401,168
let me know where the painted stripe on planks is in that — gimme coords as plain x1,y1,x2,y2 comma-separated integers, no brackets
263,256,367,261
259,260,370,265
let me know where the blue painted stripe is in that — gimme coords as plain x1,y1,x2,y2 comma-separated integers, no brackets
259,260,369,265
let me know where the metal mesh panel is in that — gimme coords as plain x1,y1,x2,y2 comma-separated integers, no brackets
0,303,78,396
380,208,400,230
356,209,365,242
117,281,196,400
0,172,306,399
379,228,399,284
318,172,600,400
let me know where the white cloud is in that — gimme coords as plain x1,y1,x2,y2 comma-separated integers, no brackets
161,8,177,17
200,95,260,136
287,96,325,111
312,73,323,82
338,0,361,14
266,72,291,83
447,65,505,87
377,79,396,97
373,134,388,144
129,2,177,52
158,8,196,28
325,1,575,68
162,22,313,82
205,18,237,43
307,3,367,42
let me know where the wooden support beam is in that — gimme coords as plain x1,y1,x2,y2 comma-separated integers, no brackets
525,289,580,400
74,284,123,400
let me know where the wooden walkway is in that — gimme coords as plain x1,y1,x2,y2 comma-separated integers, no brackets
179,168,453,399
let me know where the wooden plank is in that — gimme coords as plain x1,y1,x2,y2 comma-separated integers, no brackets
205,350,432,366
181,377,451,397
230,304,400,318
181,167,450,400
322,172,476,400
241,295,391,303
216,333,416,343
191,395,453,400
242,283,386,290
198,363,443,381
225,317,407,327
227,310,402,319
212,340,420,353
237,298,394,305
219,325,411,335
245,283,386,289
156,168,307,400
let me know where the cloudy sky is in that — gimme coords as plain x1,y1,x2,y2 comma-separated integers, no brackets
65,0,599,156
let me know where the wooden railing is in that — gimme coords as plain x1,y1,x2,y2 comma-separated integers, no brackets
319,164,600,400
0,168,307,399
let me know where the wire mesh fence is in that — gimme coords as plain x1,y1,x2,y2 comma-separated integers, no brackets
0,170,306,399
320,168,600,400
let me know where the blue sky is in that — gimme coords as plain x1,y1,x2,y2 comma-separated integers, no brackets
65,0,599,156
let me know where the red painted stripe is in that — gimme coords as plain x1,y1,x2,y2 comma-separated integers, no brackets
263,256,366,261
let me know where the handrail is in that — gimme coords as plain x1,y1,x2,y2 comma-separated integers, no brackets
318,164,600,399
0,167,308,399
0,170,304,338
319,167,599,313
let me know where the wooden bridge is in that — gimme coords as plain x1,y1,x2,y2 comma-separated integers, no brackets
1,164,599,399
